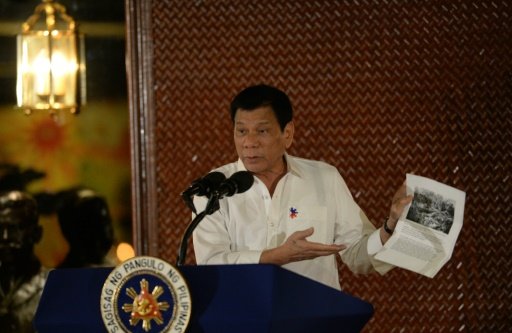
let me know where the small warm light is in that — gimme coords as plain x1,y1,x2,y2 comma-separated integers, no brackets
116,242,136,262
33,50,51,95
16,0,86,116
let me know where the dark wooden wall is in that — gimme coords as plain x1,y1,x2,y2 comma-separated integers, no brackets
126,0,512,331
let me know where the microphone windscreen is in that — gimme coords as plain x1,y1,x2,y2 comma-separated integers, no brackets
230,171,254,194
200,171,226,196
203,171,226,184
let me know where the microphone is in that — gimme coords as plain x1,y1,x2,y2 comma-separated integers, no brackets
176,171,253,266
212,171,254,200
181,171,226,213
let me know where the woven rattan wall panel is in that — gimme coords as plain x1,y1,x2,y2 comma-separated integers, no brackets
148,0,511,331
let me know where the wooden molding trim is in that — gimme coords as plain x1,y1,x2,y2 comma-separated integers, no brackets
125,0,158,256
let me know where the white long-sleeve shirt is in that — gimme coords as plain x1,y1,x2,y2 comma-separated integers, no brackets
193,154,392,290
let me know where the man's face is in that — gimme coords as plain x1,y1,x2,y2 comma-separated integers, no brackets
0,216,26,263
233,106,294,177
0,206,40,263
0,219,24,251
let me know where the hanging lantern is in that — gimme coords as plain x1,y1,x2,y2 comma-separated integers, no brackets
16,0,86,115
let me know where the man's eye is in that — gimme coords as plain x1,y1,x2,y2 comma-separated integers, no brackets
236,129,247,135
258,129,269,134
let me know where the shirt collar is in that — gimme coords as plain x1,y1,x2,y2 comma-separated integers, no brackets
236,153,304,178
284,153,303,178
236,158,247,171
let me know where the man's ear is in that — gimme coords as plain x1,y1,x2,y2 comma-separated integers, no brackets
284,121,294,149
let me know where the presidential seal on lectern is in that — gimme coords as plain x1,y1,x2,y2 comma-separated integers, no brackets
100,256,191,333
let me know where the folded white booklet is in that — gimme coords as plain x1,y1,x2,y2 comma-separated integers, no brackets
375,174,466,278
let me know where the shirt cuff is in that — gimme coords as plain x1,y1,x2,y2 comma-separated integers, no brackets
367,229,384,255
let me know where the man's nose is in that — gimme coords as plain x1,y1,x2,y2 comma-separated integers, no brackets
243,132,259,148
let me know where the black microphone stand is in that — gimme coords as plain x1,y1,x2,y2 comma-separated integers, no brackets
176,193,221,266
